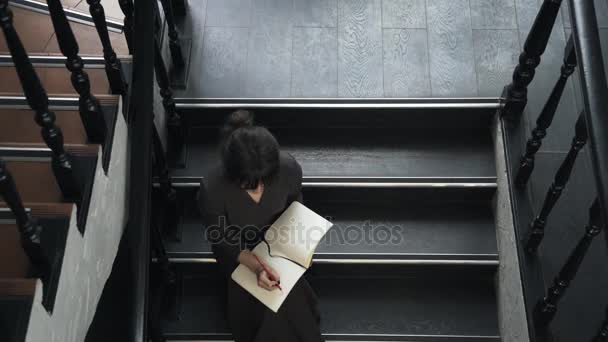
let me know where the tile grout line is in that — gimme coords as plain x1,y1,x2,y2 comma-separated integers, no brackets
424,0,433,96
380,0,386,98
466,0,480,97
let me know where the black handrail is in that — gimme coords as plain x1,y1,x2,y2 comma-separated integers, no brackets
568,0,608,233
126,0,155,340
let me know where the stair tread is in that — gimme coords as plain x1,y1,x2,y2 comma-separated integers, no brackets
0,5,128,56
162,275,499,339
0,108,87,145
167,201,497,263
172,128,496,185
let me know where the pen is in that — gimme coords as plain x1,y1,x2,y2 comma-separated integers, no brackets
253,254,283,291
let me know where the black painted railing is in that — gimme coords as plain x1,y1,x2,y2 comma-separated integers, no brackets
46,0,107,144
85,0,128,96
500,0,608,340
0,0,81,202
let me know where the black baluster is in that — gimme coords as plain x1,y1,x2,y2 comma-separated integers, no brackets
171,0,187,17
118,0,134,54
516,36,577,186
0,0,80,201
152,126,178,239
154,39,184,157
534,198,603,330
86,0,128,96
525,113,587,253
502,0,563,120
46,0,107,143
593,306,608,342
0,159,51,281
159,0,184,67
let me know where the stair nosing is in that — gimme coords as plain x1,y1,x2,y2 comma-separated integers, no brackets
163,332,502,341
174,97,502,110
160,176,498,188
0,54,132,67
0,95,119,109
10,0,124,32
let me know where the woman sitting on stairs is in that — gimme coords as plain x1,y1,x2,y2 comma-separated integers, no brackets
198,110,324,342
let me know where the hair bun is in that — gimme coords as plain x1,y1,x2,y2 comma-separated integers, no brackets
223,109,254,137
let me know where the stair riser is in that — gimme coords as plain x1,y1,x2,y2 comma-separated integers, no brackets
0,109,88,145
174,186,497,219
164,262,497,280
0,66,110,95
177,101,499,131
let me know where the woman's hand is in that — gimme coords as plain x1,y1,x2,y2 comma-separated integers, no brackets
256,265,280,291
238,250,281,291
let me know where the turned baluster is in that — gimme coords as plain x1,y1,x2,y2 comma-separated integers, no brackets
154,38,184,154
593,306,608,342
46,0,107,143
534,198,603,330
0,0,80,201
152,126,178,239
159,0,184,67
525,112,587,253
516,36,577,186
0,159,51,281
86,0,128,96
118,0,134,53
502,0,564,120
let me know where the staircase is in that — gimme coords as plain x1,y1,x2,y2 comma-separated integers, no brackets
154,99,505,341
0,1,130,341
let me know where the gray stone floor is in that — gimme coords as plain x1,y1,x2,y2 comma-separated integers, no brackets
174,0,607,100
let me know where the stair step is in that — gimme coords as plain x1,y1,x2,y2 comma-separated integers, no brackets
0,54,132,95
0,95,121,173
0,278,35,342
166,187,498,266
10,0,124,31
0,5,129,56
161,272,500,341
0,147,98,233
172,127,496,187
170,99,498,187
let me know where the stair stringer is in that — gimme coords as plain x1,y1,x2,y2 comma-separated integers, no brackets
492,114,531,342
23,100,129,342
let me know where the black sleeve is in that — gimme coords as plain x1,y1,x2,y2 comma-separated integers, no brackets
198,179,241,272
286,153,304,204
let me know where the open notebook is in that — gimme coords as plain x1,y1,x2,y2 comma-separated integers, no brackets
231,201,333,312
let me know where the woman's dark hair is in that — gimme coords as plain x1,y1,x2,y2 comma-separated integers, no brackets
221,110,280,189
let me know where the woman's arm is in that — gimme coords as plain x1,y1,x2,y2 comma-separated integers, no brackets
199,182,279,290
286,154,304,204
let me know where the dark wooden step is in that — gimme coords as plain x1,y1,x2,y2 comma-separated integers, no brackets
171,126,496,187
169,99,498,187
0,278,35,342
0,5,129,56
165,186,498,266
0,147,98,233
160,269,500,341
